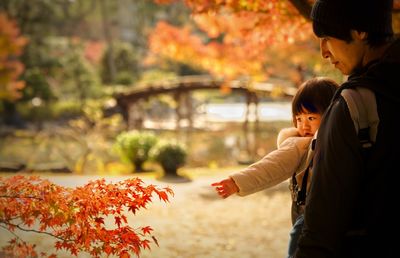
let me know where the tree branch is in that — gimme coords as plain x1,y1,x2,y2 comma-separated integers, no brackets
0,195,43,200
0,221,69,242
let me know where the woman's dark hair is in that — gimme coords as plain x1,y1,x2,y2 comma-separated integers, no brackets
292,77,338,126
313,21,394,47
313,21,353,42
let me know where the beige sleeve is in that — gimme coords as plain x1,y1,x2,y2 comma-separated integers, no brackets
276,127,300,148
230,136,311,196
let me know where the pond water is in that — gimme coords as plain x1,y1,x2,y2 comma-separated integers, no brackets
204,102,292,122
0,101,292,172
152,101,292,167
163,120,292,168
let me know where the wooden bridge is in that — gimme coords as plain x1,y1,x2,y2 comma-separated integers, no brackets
114,75,297,129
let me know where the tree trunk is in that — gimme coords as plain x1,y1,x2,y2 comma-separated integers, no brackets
100,0,116,83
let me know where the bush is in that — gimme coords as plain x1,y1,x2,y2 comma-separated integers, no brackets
101,42,140,84
113,130,158,172
151,141,187,176
115,71,134,86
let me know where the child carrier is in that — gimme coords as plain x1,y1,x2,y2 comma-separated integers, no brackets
291,87,379,206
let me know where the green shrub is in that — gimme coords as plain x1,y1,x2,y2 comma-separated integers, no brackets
113,130,158,172
22,68,55,102
101,42,140,84
115,71,134,86
51,100,83,119
151,141,187,176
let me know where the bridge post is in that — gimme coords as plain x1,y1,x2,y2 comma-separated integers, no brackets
174,90,194,130
174,91,182,130
242,91,261,163
244,91,260,128
185,92,193,129
127,100,145,130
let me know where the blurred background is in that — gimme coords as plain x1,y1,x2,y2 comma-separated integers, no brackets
0,0,399,174
1,1,400,257
0,0,358,175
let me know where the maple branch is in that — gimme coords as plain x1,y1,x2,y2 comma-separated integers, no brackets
0,221,69,242
0,216,21,222
0,224,22,240
0,195,43,200
0,176,174,257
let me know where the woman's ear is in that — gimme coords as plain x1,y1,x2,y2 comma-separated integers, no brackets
351,30,368,41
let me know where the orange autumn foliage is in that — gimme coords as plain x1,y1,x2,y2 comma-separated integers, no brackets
146,21,277,81
0,175,174,258
150,0,400,82
156,0,400,15
148,1,312,81
0,13,28,100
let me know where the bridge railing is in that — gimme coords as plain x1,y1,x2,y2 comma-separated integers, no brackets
116,75,296,101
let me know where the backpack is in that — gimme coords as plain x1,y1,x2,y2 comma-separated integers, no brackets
340,87,379,148
292,87,379,207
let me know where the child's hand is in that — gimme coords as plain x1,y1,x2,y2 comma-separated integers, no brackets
211,178,239,199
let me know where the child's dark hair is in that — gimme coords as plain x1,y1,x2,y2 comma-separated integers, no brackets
292,77,338,126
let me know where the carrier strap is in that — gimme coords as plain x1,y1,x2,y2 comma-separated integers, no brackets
291,139,316,206
341,88,379,145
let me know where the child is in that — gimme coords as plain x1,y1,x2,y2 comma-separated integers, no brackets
211,77,338,258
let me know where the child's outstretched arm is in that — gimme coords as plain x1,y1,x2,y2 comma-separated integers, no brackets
211,178,239,199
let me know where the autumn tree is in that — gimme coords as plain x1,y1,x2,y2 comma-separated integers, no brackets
149,0,400,84
147,0,316,84
0,175,173,258
0,13,27,100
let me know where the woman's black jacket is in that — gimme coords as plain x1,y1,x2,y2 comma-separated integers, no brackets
295,38,400,258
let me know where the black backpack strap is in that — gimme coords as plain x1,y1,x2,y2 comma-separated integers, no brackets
291,139,316,206
293,159,312,205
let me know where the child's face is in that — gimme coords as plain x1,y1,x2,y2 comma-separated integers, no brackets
295,111,322,137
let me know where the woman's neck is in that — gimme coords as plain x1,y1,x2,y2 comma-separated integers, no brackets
362,42,392,66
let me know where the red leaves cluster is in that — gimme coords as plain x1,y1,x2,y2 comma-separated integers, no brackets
0,175,174,258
